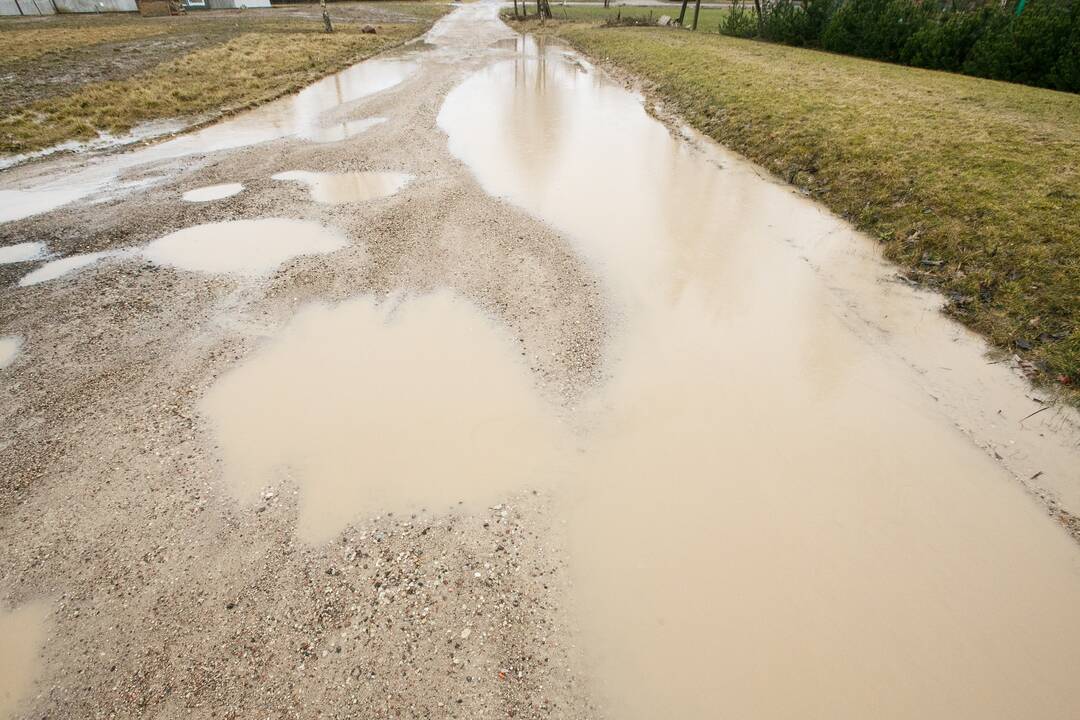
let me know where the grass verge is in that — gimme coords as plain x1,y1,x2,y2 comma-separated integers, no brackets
537,4,727,28
517,22,1080,391
0,2,448,155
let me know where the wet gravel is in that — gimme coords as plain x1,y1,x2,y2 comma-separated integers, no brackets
0,13,603,719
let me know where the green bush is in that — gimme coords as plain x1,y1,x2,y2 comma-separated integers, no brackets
716,0,1079,94
964,0,1079,90
720,0,759,37
819,0,932,61
759,0,832,45
900,8,1001,72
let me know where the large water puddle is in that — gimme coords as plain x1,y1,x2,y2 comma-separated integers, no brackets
141,219,346,278
0,59,417,224
202,291,566,544
0,601,48,720
272,170,412,204
438,39,1080,719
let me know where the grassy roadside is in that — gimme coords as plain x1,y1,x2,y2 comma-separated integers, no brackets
513,21,1080,391
0,2,448,156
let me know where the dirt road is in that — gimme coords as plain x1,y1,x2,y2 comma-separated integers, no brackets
2,3,1080,719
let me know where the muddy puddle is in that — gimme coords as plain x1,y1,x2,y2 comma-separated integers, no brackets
0,336,21,370
0,59,417,224
0,242,46,265
438,39,1080,719
202,291,566,544
272,170,412,204
141,219,346,278
18,251,114,287
182,183,244,203
0,601,48,720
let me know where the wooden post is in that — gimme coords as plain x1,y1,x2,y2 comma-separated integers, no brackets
691,0,702,29
321,0,333,33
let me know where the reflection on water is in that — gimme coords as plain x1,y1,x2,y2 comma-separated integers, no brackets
0,601,48,720
0,60,417,224
438,40,1080,719
272,170,412,204
202,291,566,544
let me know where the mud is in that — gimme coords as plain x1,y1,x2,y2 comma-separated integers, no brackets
440,34,1080,719
203,291,568,544
1,3,1079,720
273,170,411,204
181,183,244,203
0,335,20,369
0,242,44,265
0,602,48,720
141,218,346,277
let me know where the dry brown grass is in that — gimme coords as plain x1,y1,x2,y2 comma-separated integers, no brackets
0,2,448,155
0,23,171,63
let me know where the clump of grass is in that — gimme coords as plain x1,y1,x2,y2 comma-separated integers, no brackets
552,25,1080,390
0,22,427,155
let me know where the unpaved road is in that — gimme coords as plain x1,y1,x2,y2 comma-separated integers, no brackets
2,3,1080,719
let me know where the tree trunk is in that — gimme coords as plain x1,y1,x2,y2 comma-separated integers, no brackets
691,0,702,29
320,0,333,33
677,0,689,26
513,0,519,18
753,0,763,32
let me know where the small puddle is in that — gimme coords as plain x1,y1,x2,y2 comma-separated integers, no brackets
182,183,244,203
18,251,113,287
202,291,565,544
0,601,48,720
0,242,46,265
0,336,22,370
140,218,346,278
272,170,412,204
438,39,1080,718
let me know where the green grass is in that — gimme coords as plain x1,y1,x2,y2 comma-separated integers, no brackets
532,25,1080,390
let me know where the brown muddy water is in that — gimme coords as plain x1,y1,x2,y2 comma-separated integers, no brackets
181,183,244,203
201,291,567,544
436,35,1080,719
272,170,412,204
140,218,347,278
0,335,21,370
0,602,48,719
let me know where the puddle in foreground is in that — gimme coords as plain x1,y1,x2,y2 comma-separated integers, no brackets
0,242,46,265
0,601,48,719
272,170,412,204
141,218,346,277
438,41,1080,719
0,336,21,370
182,183,244,202
202,291,565,544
